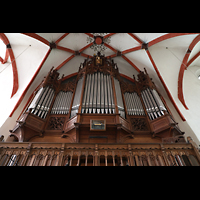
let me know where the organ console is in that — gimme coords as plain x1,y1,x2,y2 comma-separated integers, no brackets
9,52,185,144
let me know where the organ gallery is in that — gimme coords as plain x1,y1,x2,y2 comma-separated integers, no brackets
1,53,200,166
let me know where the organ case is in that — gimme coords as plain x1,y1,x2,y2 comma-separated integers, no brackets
9,53,185,143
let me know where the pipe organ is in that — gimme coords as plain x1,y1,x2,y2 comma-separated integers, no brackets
9,53,185,145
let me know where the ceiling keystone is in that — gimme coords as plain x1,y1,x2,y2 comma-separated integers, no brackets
49,42,57,50
142,42,148,50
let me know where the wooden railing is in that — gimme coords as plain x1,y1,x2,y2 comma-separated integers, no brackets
0,137,199,166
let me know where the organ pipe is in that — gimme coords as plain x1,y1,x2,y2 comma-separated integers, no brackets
71,76,84,118
141,87,167,120
114,77,125,118
81,72,115,115
51,91,73,115
124,92,145,116
29,86,55,119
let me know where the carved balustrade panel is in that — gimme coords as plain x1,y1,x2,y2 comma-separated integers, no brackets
0,142,199,166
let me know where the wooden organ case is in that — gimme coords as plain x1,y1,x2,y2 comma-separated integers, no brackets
9,53,185,144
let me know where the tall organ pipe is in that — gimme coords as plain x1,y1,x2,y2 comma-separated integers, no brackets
114,77,125,118
71,76,84,118
124,92,145,116
141,87,167,120
81,72,115,115
28,86,55,119
100,73,104,114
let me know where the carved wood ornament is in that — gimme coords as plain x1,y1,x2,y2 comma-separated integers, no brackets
47,117,66,130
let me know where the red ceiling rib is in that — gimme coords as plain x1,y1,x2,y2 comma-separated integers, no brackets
106,54,117,59
0,33,19,98
178,34,200,110
104,43,118,53
55,33,69,44
121,45,141,55
119,73,135,83
8,48,18,98
80,53,92,58
146,49,186,121
56,54,75,71
148,33,199,47
79,42,93,53
104,33,116,38
121,55,140,72
127,33,143,44
56,45,75,54
9,48,51,117
0,48,9,64
85,33,94,38
186,50,200,67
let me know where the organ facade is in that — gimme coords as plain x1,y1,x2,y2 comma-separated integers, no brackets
1,53,200,166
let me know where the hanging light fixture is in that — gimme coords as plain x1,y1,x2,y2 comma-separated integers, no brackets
87,33,111,54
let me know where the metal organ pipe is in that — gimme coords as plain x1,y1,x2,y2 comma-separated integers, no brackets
114,78,125,118
50,90,73,115
28,86,55,119
124,92,145,116
100,73,104,114
71,76,84,118
89,74,94,114
152,89,166,115
104,74,108,114
93,73,97,113
141,87,167,120
81,72,116,115
29,87,44,111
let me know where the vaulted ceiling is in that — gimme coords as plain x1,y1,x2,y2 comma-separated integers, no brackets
1,33,200,143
